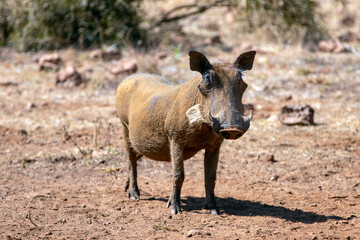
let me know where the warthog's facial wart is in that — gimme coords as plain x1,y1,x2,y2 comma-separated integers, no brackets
186,104,205,125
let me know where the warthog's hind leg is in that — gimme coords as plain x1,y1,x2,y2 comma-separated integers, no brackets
122,122,142,200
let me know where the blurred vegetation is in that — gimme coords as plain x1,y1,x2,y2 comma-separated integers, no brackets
0,0,143,51
0,0,347,51
245,0,324,44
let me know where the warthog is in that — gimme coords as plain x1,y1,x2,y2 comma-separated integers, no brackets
115,50,256,214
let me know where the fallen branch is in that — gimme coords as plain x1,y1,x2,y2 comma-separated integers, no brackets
154,0,235,27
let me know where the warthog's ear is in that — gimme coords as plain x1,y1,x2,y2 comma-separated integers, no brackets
234,50,256,71
189,51,213,74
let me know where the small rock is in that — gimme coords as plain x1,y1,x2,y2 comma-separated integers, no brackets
204,35,222,45
270,175,279,181
186,229,201,237
338,31,360,42
317,39,347,53
90,48,121,61
280,94,292,101
278,104,315,126
341,15,356,27
110,60,138,75
55,64,85,87
59,218,66,223
17,129,28,136
26,102,37,110
38,52,62,71
257,151,275,162
90,49,105,59
155,52,168,60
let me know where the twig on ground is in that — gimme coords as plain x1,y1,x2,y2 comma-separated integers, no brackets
329,195,348,199
28,210,41,230
61,125,88,157
344,43,360,57
92,123,98,150
105,122,113,148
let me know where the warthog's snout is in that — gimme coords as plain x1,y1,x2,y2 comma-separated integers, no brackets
209,110,253,140
219,128,244,139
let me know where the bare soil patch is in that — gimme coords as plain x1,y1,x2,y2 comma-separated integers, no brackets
0,48,359,239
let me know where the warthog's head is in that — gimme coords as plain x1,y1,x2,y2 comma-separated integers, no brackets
189,50,256,140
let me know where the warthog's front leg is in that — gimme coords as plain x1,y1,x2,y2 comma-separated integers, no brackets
166,140,184,214
204,147,220,215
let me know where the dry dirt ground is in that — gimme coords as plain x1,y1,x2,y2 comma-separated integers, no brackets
0,46,359,240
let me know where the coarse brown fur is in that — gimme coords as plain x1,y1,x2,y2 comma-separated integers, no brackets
115,51,256,214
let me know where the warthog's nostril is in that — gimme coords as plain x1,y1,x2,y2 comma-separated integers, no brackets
219,129,245,140
236,132,243,138
221,131,230,139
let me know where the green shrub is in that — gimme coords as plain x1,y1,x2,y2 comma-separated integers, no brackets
0,0,12,46
1,0,143,51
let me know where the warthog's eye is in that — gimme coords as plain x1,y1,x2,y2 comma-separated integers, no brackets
198,72,213,95
203,72,212,89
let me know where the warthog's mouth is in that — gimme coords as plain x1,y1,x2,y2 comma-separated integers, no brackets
219,128,244,140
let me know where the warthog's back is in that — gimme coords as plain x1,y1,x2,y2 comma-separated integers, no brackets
115,73,179,161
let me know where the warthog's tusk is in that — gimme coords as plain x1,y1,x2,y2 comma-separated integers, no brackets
244,110,253,121
208,110,215,122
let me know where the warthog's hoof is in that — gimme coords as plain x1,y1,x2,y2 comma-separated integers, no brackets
128,188,140,200
170,203,181,215
210,209,219,215
166,198,181,214
204,204,219,215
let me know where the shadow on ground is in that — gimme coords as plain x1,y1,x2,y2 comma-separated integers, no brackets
144,196,348,224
